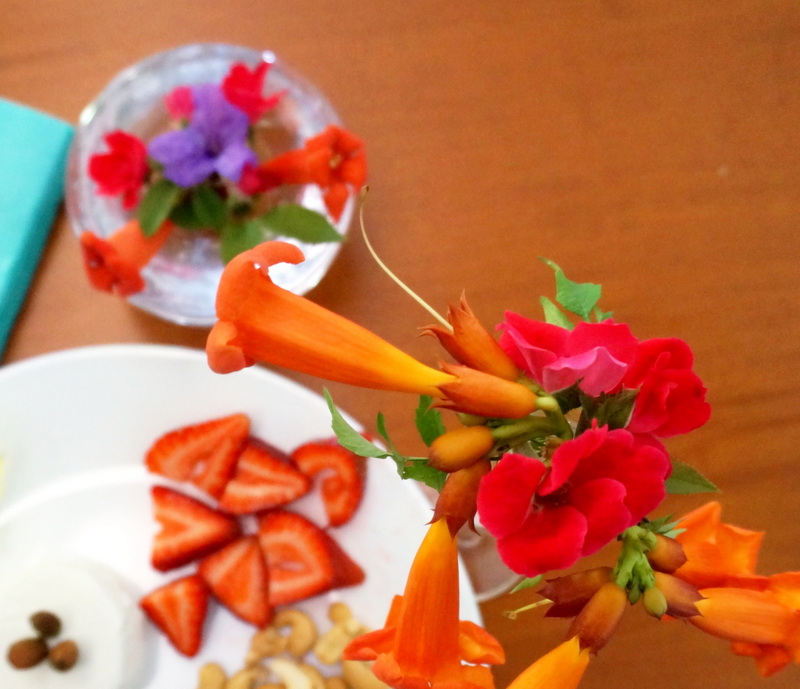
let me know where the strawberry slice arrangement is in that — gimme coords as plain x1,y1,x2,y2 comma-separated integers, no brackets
139,413,366,657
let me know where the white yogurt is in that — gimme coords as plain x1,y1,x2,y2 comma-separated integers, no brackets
0,559,148,689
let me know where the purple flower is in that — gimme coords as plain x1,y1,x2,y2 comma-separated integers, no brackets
148,84,257,187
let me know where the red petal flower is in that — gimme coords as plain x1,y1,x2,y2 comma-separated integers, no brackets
221,61,283,122
623,337,711,437
87,130,149,209
477,426,670,577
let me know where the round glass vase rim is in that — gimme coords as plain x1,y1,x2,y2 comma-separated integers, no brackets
65,42,352,328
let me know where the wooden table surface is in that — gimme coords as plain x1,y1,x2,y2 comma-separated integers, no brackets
2,2,799,687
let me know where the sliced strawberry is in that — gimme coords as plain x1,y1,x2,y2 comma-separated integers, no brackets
150,485,241,572
198,535,272,627
323,529,366,589
139,574,209,657
257,510,335,606
145,413,250,498
291,440,366,526
218,440,311,514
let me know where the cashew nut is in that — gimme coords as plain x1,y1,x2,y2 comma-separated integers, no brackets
298,662,327,689
226,666,270,689
247,625,289,664
315,603,370,665
197,662,227,689
269,658,313,689
273,609,318,658
324,677,348,689
342,660,390,689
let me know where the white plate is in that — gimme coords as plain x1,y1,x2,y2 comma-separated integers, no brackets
0,344,481,687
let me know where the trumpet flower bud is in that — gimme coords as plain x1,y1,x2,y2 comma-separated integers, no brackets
428,426,494,472
541,567,614,618
646,534,688,573
652,571,704,618
642,586,669,619
567,582,628,653
435,363,539,419
423,294,519,381
432,459,492,536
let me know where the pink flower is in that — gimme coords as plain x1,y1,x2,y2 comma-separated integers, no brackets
164,85,194,120
87,130,148,209
477,425,671,577
221,61,283,123
623,338,711,437
498,316,638,396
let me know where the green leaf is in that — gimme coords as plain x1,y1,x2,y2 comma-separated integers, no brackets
539,296,574,329
665,459,719,495
510,575,543,593
415,395,446,446
220,220,271,264
191,185,228,230
258,204,343,244
402,459,447,492
137,179,182,236
375,411,447,492
324,389,389,459
541,257,603,321
323,390,447,492
169,195,208,230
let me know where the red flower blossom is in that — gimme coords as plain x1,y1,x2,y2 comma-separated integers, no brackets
221,61,283,123
87,130,149,209
623,337,711,437
498,317,639,396
476,425,670,577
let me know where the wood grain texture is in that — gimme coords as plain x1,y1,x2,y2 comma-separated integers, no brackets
2,2,799,687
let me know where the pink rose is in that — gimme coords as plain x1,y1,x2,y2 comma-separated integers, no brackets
476,425,670,577
623,338,711,437
499,315,639,396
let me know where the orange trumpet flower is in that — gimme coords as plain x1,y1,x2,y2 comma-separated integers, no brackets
506,636,590,689
207,241,455,396
343,517,505,689
673,501,766,589
80,219,174,297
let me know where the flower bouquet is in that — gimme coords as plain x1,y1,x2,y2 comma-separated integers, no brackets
202,241,799,688
66,44,366,325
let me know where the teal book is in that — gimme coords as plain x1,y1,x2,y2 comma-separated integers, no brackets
0,99,74,355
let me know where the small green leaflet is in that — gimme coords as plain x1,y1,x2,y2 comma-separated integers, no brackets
258,205,343,244
540,257,603,322
539,296,574,329
414,395,446,446
191,185,228,230
510,575,543,593
665,459,719,495
323,390,447,492
220,220,271,264
376,412,447,492
137,179,182,236
324,389,387,458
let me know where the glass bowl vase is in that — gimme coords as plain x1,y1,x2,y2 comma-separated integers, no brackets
65,43,353,327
